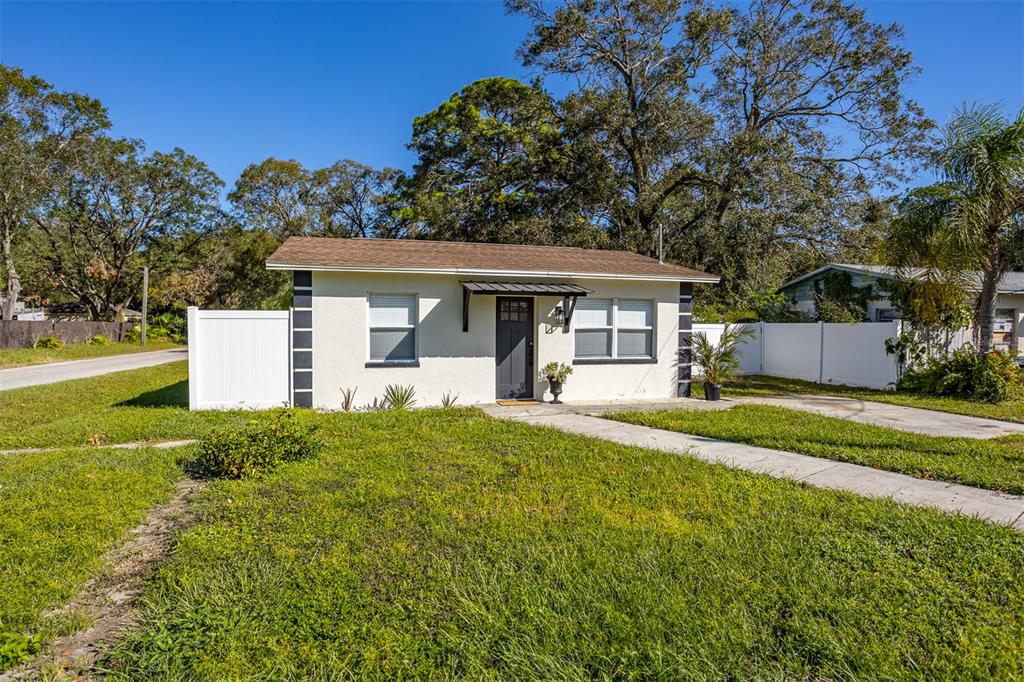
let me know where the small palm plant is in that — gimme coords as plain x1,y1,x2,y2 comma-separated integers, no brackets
440,392,459,408
383,384,417,410
340,387,357,412
690,324,753,401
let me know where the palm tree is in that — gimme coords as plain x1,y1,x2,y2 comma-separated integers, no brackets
886,104,1024,353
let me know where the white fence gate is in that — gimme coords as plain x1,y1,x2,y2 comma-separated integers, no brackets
693,321,916,390
187,307,291,410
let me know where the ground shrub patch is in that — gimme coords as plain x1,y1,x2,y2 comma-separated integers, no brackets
105,409,1024,679
608,404,1024,493
198,409,324,479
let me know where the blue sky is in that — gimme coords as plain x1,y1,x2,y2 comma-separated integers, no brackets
1,0,1022,191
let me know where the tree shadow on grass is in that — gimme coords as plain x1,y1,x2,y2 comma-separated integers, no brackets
116,380,188,408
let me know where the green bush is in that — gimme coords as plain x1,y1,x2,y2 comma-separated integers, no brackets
900,347,1021,403
815,297,863,323
33,335,63,349
0,631,41,669
147,312,187,344
87,334,110,346
197,410,324,479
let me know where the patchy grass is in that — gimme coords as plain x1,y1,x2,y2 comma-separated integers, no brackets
0,361,244,450
0,340,180,370
105,409,1024,679
721,375,1024,423
609,404,1024,494
0,446,185,664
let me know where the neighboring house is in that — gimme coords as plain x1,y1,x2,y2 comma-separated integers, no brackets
779,263,1024,354
265,237,718,408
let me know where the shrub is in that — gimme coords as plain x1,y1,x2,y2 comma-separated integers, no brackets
815,297,863,323
33,335,63,349
0,631,41,669
147,312,187,344
197,410,324,479
383,384,416,410
900,347,1021,403
87,334,110,346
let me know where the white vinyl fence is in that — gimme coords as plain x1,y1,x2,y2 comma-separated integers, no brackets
187,307,292,409
692,321,938,390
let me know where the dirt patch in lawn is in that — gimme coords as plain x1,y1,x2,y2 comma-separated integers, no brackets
2,478,205,681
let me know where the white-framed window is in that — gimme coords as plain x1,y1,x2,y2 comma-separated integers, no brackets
574,298,654,360
368,294,418,363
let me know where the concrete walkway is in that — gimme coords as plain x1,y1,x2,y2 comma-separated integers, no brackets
734,394,1024,439
0,348,186,391
482,405,1024,529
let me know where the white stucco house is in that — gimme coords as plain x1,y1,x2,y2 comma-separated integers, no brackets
266,237,718,408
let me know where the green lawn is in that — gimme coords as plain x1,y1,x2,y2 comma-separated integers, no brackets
722,375,1024,423
0,361,243,450
609,404,1024,494
3,365,1024,678
0,445,185,665
0,340,180,370
103,409,1024,679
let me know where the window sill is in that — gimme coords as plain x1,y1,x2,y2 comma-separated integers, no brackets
365,361,420,368
572,358,657,365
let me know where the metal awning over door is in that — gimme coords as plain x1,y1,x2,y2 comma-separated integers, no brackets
460,281,593,331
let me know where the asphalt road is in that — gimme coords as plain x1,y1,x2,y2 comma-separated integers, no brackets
0,348,187,391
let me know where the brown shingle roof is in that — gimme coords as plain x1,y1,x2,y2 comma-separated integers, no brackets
266,237,718,282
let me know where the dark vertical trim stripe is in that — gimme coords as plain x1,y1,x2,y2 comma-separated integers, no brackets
677,282,693,398
292,270,313,407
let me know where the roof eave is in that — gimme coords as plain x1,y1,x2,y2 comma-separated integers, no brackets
778,263,905,291
266,261,720,284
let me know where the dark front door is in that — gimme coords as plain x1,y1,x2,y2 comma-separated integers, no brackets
495,297,534,399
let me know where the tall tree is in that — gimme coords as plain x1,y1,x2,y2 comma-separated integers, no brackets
230,157,407,240
0,66,109,319
407,77,609,246
34,138,223,320
886,104,1024,353
314,160,409,239
508,0,932,278
228,158,319,240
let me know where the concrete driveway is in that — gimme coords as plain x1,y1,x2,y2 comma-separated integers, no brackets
0,348,186,391
734,394,1024,439
483,405,1024,529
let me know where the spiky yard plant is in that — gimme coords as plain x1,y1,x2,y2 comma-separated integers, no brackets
691,324,753,387
383,384,417,410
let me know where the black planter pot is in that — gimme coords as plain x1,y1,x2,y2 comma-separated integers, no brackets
703,383,722,401
548,380,563,404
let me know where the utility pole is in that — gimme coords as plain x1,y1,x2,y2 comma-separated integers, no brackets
658,222,664,263
141,266,149,348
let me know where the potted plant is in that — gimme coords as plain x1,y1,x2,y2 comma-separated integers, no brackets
690,324,753,401
542,361,573,404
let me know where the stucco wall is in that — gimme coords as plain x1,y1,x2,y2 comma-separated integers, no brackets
311,271,680,408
